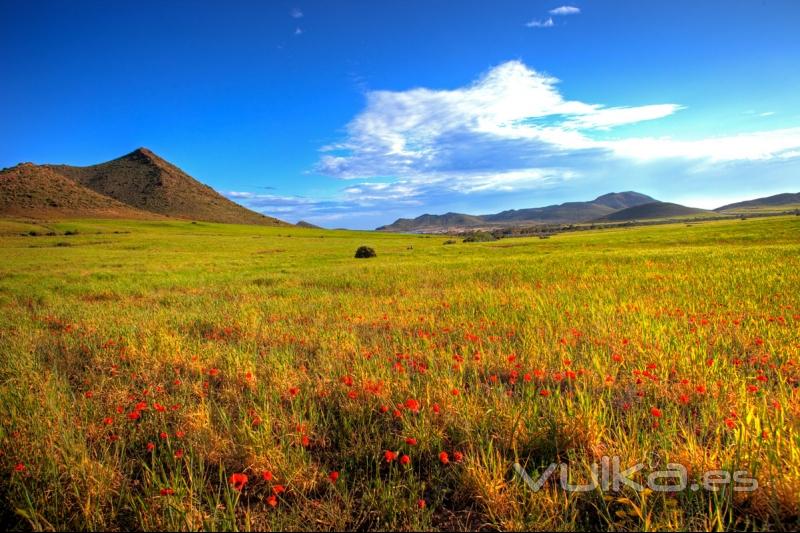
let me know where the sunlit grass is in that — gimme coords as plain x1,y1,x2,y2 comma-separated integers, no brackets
1,216,798,531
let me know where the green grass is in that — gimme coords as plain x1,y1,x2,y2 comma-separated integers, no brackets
0,216,799,531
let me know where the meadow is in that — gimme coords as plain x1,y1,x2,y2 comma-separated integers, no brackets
0,215,798,531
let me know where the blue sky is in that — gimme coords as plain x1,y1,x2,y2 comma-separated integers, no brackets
1,0,799,229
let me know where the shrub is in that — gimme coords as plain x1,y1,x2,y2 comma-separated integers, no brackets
462,231,497,243
354,246,376,258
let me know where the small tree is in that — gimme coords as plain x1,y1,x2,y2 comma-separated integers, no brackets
355,246,376,258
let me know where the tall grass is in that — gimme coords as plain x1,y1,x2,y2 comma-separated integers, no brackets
0,216,798,531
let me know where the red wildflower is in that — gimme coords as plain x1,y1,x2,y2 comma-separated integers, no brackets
650,407,662,418
266,495,278,507
160,488,175,496
146,442,155,452
400,454,411,466
262,470,273,482
329,471,339,482
229,473,248,491
404,398,421,413
13,463,25,473
272,484,286,495
174,449,184,459
405,437,418,446
453,451,463,462
439,451,450,465
384,450,398,462
417,499,426,509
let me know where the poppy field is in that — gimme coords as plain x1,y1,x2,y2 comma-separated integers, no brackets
0,215,798,531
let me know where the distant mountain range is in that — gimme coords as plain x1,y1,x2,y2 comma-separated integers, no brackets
715,192,800,212
377,191,800,232
2,150,796,230
0,148,288,226
378,191,657,231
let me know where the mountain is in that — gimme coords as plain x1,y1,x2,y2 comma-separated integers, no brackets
0,163,156,219
1,148,287,225
295,220,322,229
596,201,713,222
377,191,657,232
377,212,485,232
715,192,800,212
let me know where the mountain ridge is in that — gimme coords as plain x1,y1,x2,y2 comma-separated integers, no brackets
1,148,288,226
377,191,657,231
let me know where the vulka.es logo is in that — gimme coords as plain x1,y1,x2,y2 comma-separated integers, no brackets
513,457,758,493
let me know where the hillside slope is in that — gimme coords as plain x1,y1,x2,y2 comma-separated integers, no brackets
715,192,800,212
597,201,714,221
0,163,158,219
47,148,286,226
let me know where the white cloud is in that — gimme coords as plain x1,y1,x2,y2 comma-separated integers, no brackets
526,17,555,28
290,8,303,18
294,27,304,35
549,6,581,15
316,60,687,184
268,60,800,227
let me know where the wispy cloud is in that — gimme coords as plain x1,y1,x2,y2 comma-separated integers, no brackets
526,17,555,28
290,8,303,19
294,27,304,36
549,6,581,15
243,61,800,227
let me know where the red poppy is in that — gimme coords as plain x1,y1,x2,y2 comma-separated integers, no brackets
400,455,411,466
272,484,286,495
329,471,339,482
405,437,418,446
266,495,278,507
384,450,398,462
160,488,175,496
650,407,662,418
404,398,421,413
127,411,141,421
417,499,426,509
103,417,114,426
229,473,248,491
439,451,450,465
174,449,184,459
262,470,273,481
146,442,155,452
539,389,550,397
453,451,463,462
13,463,25,473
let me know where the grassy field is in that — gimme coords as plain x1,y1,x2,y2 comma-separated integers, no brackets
0,216,798,531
